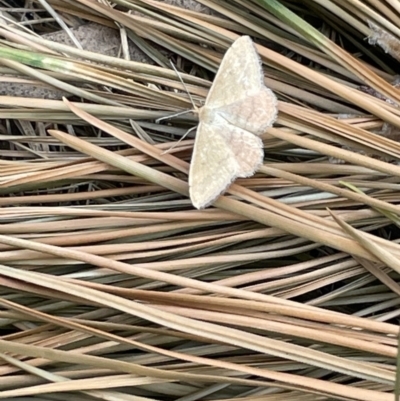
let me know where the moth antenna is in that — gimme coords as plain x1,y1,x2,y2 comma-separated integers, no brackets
155,109,193,123
170,60,198,111
161,125,197,155
156,61,199,124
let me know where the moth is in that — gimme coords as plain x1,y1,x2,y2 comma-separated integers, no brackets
189,36,277,209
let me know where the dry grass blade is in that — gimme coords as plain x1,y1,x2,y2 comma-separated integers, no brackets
331,211,400,275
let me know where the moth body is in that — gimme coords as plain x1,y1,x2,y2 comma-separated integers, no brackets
189,36,278,209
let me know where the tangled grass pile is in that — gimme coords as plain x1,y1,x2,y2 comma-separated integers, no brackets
0,1,400,400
